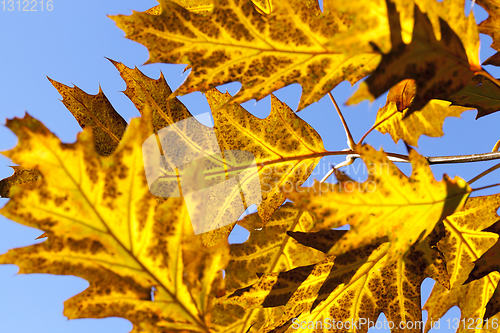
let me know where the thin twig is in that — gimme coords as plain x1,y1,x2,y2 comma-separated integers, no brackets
472,182,500,192
328,92,356,149
468,162,500,185
426,151,500,164
357,109,398,145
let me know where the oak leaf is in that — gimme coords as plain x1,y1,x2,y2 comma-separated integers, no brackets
353,0,479,116
110,0,390,111
109,59,193,131
423,195,500,331
283,144,470,263
225,202,326,293
0,111,228,332
226,226,449,333
206,89,326,224
465,220,500,321
49,78,128,156
373,79,472,147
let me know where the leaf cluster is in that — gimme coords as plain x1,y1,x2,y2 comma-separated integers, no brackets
2,0,500,332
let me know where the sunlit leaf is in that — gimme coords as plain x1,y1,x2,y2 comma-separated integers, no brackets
352,0,479,116
283,144,470,262
206,89,326,223
226,225,448,333
373,79,472,146
423,195,500,331
0,112,228,332
111,0,390,111
49,78,128,156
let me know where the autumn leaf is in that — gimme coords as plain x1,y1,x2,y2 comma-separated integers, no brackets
477,0,500,53
0,112,228,333
49,78,128,156
447,75,500,119
465,220,500,321
372,79,472,147
225,202,326,293
208,203,325,332
0,166,41,198
110,0,390,111
353,0,479,116
283,144,470,262
110,60,242,246
109,59,193,131
423,195,500,331
226,226,449,333
206,89,326,223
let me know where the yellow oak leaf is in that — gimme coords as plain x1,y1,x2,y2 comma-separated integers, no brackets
211,303,283,333
0,111,228,333
354,0,479,116
109,59,193,131
0,166,41,198
423,195,500,332
225,202,326,293
110,0,390,111
477,0,500,52
206,89,326,224
283,144,471,263
373,79,472,147
49,78,128,156
227,225,449,333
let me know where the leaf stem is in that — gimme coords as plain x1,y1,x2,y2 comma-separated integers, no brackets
357,109,398,145
493,139,500,152
468,162,500,185
328,92,356,149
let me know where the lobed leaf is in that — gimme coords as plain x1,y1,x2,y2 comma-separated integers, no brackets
283,144,471,263
353,0,479,116
227,226,448,333
110,0,390,111
49,78,128,156
0,112,228,332
373,79,472,147
423,194,500,331
206,89,326,223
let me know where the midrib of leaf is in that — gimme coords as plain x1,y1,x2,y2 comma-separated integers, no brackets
66,90,122,144
281,2,326,52
268,211,301,270
308,245,389,321
148,27,349,56
444,218,498,290
230,210,304,333
42,137,209,331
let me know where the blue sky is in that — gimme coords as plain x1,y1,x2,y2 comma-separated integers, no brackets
0,0,500,332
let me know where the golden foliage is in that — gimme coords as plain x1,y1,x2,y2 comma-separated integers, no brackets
3,0,500,331
423,195,500,332
373,79,472,146
110,0,389,111
0,112,228,332
284,145,470,262
207,89,326,223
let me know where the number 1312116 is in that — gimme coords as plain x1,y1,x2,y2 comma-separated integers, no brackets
2,0,53,11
